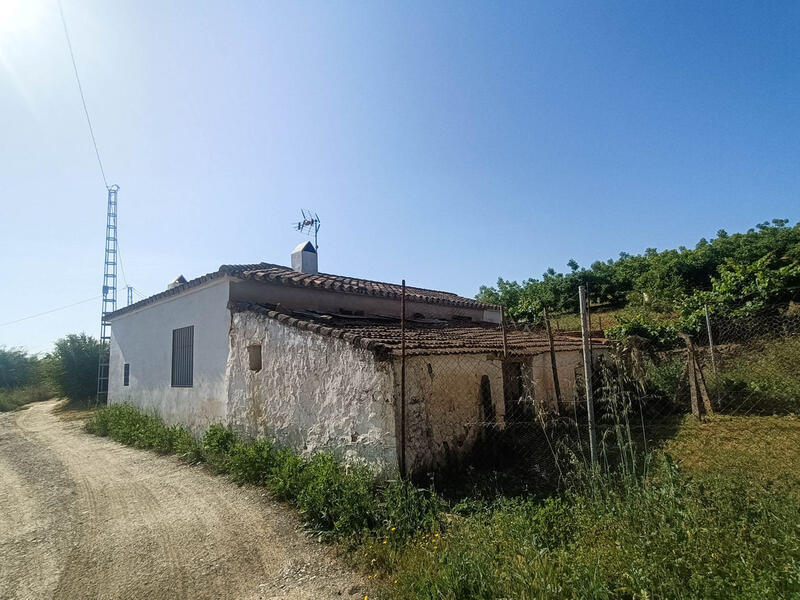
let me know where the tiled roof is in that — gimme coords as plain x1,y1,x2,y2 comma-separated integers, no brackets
108,262,498,319
229,301,605,359
234,264,497,309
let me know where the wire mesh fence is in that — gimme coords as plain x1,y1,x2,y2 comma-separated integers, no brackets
397,288,800,495
695,308,800,416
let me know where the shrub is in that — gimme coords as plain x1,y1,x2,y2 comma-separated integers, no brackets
378,478,442,541
643,354,685,400
295,454,377,540
84,404,197,455
201,424,238,472
227,438,275,484
606,313,681,350
0,347,37,390
47,333,102,404
171,425,203,463
266,448,310,501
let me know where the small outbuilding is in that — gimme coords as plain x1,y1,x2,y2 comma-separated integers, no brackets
108,244,602,474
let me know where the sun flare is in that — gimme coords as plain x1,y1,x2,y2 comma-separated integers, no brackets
0,0,46,36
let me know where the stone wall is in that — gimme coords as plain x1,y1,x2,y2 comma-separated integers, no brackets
226,311,398,473
399,354,505,474
398,350,589,474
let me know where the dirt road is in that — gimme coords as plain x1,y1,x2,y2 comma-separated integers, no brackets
0,401,368,600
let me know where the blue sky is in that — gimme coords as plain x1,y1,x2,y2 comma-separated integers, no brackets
1,1,798,353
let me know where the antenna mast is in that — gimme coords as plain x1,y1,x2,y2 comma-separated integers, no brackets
294,210,321,250
96,185,119,402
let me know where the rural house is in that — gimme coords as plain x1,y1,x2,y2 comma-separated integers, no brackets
108,243,599,474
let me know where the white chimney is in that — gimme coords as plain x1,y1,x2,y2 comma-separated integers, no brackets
291,241,318,274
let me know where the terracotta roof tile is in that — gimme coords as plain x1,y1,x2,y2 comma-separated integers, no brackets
108,262,498,319
229,301,606,359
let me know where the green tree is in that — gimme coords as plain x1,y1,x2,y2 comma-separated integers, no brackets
0,347,37,389
680,254,800,330
48,334,102,403
477,220,800,319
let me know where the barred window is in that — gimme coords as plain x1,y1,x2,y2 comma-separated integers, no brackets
171,326,194,387
123,363,130,386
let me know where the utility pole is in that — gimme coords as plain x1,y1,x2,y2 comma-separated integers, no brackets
96,185,119,403
579,285,597,466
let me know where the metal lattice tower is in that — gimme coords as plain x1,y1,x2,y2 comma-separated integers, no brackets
126,285,133,306
96,185,119,402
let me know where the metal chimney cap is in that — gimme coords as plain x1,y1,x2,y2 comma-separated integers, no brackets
292,241,317,254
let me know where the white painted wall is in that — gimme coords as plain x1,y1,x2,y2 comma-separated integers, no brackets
227,311,398,473
108,278,232,431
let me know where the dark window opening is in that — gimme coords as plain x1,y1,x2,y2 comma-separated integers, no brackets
171,326,194,387
502,361,533,424
123,363,130,386
451,315,473,322
248,344,262,371
480,375,495,424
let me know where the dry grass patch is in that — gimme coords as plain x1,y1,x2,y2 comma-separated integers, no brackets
664,413,800,500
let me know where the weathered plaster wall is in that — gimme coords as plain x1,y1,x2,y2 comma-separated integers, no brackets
399,354,505,473
398,350,591,474
227,311,397,472
230,279,500,323
108,278,231,431
529,350,585,410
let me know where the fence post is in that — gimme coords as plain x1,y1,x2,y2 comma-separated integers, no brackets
501,307,508,359
579,285,598,465
400,280,407,476
543,306,562,411
682,333,714,418
704,305,717,378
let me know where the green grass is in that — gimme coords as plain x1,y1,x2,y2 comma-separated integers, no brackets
710,336,800,414
384,463,800,599
0,384,54,412
665,413,800,501
86,403,800,599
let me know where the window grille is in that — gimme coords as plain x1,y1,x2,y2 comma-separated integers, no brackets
171,326,194,387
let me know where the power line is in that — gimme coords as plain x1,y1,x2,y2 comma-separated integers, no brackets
57,0,109,189
0,295,102,328
117,239,129,288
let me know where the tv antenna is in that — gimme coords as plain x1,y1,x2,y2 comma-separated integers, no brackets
294,210,321,249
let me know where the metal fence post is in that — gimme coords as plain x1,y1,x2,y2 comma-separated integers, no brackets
704,305,717,378
579,285,598,466
400,279,407,477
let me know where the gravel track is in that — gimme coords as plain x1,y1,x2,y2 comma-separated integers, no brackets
0,401,368,600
